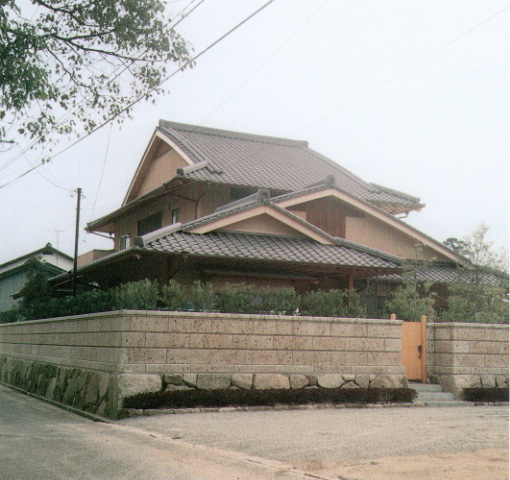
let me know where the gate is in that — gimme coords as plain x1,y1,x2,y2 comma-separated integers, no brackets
400,315,427,382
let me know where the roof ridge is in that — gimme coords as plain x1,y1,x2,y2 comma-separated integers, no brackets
302,146,378,193
159,120,308,148
369,183,421,204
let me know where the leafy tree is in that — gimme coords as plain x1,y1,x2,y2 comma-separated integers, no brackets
383,244,436,321
441,224,509,324
16,270,55,320
1,0,192,146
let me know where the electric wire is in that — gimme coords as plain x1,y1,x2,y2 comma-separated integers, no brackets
0,0,208,175
0,0,276,190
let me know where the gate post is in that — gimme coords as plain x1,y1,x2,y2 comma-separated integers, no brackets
420,315,427,383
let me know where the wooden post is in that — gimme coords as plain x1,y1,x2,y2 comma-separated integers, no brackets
347,270,355,291
420,314,427,383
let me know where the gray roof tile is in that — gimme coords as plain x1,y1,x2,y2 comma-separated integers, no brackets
378,262,509,286
144,231,400,270
159,121,422,211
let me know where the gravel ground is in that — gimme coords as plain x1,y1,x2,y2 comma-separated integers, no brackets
121,405,509,479
121,406,508,463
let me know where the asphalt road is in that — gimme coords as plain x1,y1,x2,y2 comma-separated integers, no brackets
1,383,508,480
0,385,324,480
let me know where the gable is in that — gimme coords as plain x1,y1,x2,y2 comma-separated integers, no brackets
123,130,193,205
137,149,188,198
187,204,335,245
219,214,308,238
275,188,465,264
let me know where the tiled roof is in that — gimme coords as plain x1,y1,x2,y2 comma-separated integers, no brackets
378,262,509,287
144,231,400,270
159,121,422,212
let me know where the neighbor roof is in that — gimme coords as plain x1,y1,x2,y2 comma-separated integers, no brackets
158,121,423,214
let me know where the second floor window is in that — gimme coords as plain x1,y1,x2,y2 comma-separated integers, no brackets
137,212,162,236
120,234,131,250
171,208,180,224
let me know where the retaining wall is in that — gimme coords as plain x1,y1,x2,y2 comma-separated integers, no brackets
0,311,406,417
427,322,509,398
1,312,507,416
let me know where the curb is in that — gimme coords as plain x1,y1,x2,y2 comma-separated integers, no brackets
123,401,423,418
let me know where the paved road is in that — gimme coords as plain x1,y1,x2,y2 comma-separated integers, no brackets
0,385,324,480
1,384,508,480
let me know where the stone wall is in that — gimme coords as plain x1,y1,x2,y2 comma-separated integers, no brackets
0,311,406,417
2,311,507,416
427,322,509,398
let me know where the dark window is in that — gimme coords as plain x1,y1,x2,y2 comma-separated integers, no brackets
137,212,162,236
120,234,131,250
171,208,180,224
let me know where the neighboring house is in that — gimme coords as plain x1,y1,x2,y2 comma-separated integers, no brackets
56,121,506,313
0,243,73,312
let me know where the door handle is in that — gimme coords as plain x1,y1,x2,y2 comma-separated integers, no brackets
418,345,422,359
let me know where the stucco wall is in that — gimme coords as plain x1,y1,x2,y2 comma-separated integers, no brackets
346,216,449,261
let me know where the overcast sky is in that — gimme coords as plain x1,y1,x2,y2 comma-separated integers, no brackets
0,0,508,265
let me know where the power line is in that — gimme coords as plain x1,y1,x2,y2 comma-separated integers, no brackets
89,122,113,221
0,0,209,174
0,0,276,190
296,5,509,134
199,0,331,126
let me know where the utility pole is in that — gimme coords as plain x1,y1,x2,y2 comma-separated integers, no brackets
72,188,82,297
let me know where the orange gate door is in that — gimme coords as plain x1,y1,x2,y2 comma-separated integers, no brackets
401,315,427,382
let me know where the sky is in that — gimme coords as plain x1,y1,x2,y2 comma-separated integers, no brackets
0,0,508,265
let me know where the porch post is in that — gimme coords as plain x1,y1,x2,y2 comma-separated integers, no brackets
347,270,355,291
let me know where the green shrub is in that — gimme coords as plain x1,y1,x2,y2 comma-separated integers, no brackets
112,279,159,310
260,287,299,315
219,284,258,314
0,308,21,323
123,387,418,410
384,281,435,322
160,280,187,311
300,289,350,317
439,283,509,324
74,289,113,315
343,290,366,318
463,387,509,402
188,281,216,311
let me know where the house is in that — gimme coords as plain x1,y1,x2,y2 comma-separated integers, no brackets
61,121,504,314
0,243,73,312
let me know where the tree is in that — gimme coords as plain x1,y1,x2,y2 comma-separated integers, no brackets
1,0,192,147
384,243,436,321
441,224,509,324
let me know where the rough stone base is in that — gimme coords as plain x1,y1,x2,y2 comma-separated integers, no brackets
0,355,411,419
0,356,120,417
439,374,510,399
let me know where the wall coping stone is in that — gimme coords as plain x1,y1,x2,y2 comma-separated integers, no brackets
0,310,404,329
428,322,508,330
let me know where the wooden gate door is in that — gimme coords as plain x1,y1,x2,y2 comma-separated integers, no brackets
401,315,427,382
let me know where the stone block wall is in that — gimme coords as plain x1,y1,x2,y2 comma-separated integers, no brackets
2,311,507,415
427,323,509,398
0,311,406,417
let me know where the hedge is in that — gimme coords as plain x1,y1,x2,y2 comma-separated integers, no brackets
123,387,418,410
